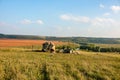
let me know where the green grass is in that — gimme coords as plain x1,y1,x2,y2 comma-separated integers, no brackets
0,47,120,80
95,44,120,48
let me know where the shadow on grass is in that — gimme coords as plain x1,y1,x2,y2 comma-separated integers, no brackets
41,63,50,80
32,50,43,52
25,49,43,52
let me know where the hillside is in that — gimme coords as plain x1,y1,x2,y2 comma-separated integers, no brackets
0,33,120,44
0,47,120,80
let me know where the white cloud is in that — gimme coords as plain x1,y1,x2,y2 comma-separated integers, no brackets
36,20,44,24
100,4,105,8
91,18,120,38
91,17,117,26
60,14,90,23
103,13,111,16
59,14,120,37
111,5,120,13
72,16,90,23
60,14,71,20
20,19,32,24
60,13,120,27
60,14,120,27
20,19,44,25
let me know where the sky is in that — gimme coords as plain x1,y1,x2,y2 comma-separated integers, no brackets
0,0,120,38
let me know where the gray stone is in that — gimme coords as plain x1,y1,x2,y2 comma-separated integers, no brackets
42,41,55,53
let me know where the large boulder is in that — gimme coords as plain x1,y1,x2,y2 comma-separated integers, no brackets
49,42,55,53
42,42,50,52
42,41,55,53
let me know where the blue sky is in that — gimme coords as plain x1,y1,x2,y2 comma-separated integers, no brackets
0,0,120,37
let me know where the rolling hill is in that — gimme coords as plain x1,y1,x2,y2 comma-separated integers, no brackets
0,33,120,44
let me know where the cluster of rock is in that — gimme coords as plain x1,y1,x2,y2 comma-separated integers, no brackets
42,41,55,53
42,41,80,54
57,48,80,54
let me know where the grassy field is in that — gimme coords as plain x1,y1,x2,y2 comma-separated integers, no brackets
95,43,120,48
0,47,120,80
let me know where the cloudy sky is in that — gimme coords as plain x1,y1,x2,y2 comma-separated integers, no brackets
0,0,120,37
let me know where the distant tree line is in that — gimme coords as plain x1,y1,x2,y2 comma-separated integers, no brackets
0,34,45,40
0,33,120,44
71,37,120,44
80,43,120,53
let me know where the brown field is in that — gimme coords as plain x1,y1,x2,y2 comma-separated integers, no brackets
0,39,65,47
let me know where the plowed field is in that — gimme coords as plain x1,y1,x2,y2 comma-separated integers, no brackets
0,39,65,47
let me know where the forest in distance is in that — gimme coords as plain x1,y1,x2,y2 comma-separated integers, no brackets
0,33,120,44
